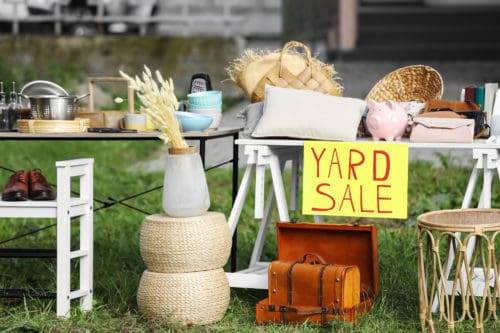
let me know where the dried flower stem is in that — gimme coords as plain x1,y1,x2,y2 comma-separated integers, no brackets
120,66,188,148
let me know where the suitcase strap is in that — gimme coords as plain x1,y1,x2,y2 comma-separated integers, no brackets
284,253,333,325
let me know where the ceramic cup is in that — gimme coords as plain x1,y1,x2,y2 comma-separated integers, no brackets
121,114,147,131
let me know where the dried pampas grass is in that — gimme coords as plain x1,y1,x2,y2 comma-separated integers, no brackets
120,66,188,149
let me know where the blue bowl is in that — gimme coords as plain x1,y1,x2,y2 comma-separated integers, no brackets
187,90,222,108
176,111,213,132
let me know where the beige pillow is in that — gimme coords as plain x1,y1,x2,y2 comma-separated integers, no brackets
252,85,365,141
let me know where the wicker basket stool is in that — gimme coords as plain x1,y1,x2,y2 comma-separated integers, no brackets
417,209,500,333
140,212,231,273
137,268,230,325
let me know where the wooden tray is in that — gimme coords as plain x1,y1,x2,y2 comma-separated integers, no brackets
18,118,90,133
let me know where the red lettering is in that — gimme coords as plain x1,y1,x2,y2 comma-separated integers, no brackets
359,184,375,213
348,149,364,180
373,150,390,181
339,184,355,212
312,183,335,212
328,148,342,179
377,184,392,213
311,147,326,178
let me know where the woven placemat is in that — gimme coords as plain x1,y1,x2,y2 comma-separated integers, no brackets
137,268,230,325
140,212,231,273
18,118,90,133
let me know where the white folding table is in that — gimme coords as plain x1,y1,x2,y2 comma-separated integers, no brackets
226,138,500,290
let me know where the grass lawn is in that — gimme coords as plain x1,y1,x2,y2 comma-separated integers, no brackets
0,140,499,332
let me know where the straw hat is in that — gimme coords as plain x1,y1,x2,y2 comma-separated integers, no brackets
226,41,342,102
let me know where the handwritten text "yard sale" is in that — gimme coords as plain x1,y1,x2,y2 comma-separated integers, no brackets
302,141,408,218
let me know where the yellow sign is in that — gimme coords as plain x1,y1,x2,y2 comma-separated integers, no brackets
302,141,408,218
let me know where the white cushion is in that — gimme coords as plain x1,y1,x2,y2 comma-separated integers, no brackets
252,85,365,141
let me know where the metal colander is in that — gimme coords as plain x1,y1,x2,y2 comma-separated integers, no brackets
29,94,89,120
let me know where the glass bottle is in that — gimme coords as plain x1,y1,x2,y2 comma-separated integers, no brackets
0,82,8,131
7,82,20,131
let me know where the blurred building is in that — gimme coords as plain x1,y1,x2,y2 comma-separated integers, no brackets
1,0,500,60
283,0,500,60
0,0,281,36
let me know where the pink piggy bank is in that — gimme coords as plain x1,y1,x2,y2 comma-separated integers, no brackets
366,100,408,141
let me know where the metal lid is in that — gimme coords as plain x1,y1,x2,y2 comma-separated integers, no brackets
21,80,68,96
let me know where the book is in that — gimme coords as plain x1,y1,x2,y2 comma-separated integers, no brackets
464,86,476,102
474,86,485,110
484,83,498,136
484,82,499,121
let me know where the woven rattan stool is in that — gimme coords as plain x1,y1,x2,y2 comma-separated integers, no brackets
137,268,230,325
417,209,500,333
140,212,231,273
137,212,231,325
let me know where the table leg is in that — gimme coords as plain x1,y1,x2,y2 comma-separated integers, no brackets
231,132,239,272
199,138,206,168
249,158,288,267
227,163,255,236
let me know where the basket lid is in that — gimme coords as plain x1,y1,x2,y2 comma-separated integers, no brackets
277,221,379,297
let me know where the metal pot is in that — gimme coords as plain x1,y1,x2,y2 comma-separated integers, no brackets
28,93,89,120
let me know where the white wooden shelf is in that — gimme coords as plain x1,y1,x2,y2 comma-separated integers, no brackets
0,158,94,317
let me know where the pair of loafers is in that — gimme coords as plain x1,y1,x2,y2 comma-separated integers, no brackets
1,169,56,201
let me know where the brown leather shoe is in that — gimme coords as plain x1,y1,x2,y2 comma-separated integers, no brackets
2,171,29,201
29,169,56,201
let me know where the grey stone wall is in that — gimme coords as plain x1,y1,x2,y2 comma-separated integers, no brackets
0,36,242,100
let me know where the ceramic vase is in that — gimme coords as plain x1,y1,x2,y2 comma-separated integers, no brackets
162,146,210,217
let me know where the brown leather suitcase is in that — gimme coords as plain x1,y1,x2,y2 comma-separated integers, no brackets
256,221,379,325
256,253,362,325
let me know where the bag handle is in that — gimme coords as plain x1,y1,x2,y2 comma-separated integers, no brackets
299,253,328,265
278,41,312,77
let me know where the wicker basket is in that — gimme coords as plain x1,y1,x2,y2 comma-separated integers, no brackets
360,65,444,137
18,118,90,133
365,65,443,103
140,212,231,273
137,268,230,325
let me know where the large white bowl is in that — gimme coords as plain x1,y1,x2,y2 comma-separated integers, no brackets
190,109,222,129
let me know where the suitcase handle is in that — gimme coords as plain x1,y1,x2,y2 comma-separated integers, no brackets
300,253,328,265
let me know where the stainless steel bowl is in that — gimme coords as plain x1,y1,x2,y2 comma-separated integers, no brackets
29,94,89,120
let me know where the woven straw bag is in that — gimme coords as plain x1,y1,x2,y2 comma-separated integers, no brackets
226,41,342,102
140,212,231,273
137,269,230,325
365,65,443,103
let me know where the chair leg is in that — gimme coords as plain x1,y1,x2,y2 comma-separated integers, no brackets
56,209,71,317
